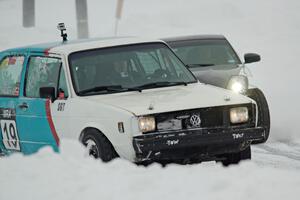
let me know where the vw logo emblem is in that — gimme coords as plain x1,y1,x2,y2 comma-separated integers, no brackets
190,114,201,127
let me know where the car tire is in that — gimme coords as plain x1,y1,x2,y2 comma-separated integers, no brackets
82,129,118,162
247,88,270,144
221,146,251,167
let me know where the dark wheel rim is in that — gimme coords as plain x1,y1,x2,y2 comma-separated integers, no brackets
85,139,100,158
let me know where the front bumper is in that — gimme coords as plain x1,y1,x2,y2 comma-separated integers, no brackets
133,126,265,162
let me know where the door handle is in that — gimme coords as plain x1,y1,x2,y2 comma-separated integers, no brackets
18,103,29,110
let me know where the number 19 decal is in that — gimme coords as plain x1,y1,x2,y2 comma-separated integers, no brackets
0,120,20,151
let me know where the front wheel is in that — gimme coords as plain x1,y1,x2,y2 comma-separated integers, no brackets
247,88,270,144
221,146,251,167
82,129,118,162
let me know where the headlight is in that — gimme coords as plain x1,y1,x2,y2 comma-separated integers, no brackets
230,107,249,124
138,116,156,133
227,75,248,94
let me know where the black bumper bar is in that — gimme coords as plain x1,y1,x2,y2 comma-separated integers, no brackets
133,127,265,162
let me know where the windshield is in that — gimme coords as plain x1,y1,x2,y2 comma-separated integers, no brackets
68,43,196,95
168,39,241,67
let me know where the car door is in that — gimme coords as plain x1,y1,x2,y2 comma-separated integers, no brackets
16,53,69,154
0,54,26,154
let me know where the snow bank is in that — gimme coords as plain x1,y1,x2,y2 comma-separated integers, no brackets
1,0,299,141
0,140,300,200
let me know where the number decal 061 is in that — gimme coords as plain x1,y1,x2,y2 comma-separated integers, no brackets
0,120,20,151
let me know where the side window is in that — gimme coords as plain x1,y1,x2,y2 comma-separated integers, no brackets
0,56,24,96
25,57,61,98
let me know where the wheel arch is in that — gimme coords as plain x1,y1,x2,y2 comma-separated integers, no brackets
79,126,119,156
248,84,258,90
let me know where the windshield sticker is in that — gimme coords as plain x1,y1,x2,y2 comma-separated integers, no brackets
8,57,16,65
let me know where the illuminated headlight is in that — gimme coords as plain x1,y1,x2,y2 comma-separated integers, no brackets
227,75,248,94
138,116,156,133
230,107,249,124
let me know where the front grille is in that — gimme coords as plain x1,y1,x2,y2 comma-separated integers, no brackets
153,103,255,132
200,107,224,128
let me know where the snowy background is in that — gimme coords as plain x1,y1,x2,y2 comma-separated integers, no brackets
0,0,300,199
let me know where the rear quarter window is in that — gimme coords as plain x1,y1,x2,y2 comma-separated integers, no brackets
0,56,24,96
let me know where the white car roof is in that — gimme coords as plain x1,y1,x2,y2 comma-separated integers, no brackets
2,37,166,56
49,37,164,55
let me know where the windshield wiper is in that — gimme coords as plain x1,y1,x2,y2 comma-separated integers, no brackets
78,81,189,95
78,85,143,95
186,64,215,68
78,85,125,95
128,81,188,91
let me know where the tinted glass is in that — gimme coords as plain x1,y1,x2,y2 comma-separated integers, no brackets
69,43,196,95
169,39,241,66
0,56,24,96
25,57,61,98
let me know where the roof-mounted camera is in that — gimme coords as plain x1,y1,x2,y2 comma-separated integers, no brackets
57,23,68,42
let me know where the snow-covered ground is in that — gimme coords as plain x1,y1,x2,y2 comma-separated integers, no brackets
1,140,300,200
1,0,300,199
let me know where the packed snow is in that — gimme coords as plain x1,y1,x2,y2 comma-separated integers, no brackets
1,0,300,199
1,140,300,200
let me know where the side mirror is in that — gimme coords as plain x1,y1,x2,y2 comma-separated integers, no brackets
244,53,261,64
40,87,56,102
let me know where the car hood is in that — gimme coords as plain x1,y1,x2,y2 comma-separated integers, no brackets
189,64,242,88
85,83,254,116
